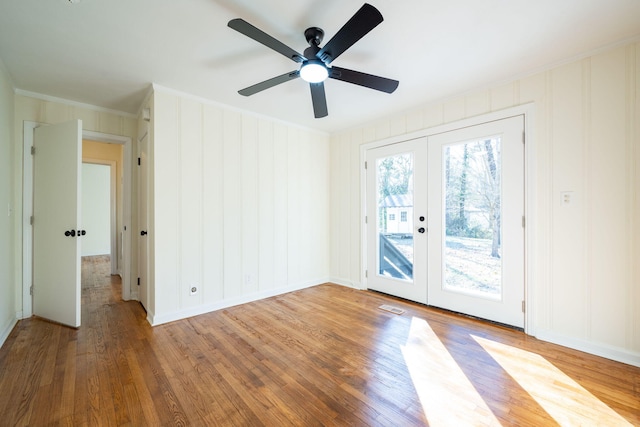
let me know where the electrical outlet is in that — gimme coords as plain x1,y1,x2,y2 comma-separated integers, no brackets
189,285,198,296
244,274,254,285
561,191,574,206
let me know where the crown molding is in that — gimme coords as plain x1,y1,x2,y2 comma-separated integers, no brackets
13,89,137,119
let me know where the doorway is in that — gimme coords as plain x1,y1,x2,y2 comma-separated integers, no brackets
83,139,123,278
22,121,133,320
365,115,525,328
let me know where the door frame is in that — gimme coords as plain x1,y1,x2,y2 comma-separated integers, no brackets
360,104,537,334
137,124,149,311
22,121,133,318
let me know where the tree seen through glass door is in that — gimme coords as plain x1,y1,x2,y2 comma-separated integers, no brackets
443,137,502,298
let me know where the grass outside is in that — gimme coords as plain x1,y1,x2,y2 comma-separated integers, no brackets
386,235,501,297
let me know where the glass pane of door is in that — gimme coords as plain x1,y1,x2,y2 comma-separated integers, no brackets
376,153,414,281
443,137,502,299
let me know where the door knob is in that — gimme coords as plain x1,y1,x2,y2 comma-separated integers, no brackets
64,230,76,237
140,230,147,236
77,230,86,236
417,227,426,234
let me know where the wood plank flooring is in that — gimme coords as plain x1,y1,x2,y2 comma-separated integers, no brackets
0,256,639,426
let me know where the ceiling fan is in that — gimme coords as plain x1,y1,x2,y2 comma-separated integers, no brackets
228,3,399,118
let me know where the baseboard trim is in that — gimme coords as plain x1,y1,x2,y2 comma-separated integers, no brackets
0,315,19,349
145,308,155,327
329,277,363,290
148,278,328,326
536,330,640,368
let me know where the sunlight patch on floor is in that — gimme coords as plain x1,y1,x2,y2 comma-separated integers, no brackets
401,317,501,426
472,335,632,426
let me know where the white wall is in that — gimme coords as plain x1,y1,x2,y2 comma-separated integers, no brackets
0,59,15,347
330,42,640,366
148,87,330,324
81,163,111,256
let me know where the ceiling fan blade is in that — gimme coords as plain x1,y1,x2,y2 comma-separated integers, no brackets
310,83,328,118
329,66,399,93
228,18,306,63
238,71,300,96
316,3,383,65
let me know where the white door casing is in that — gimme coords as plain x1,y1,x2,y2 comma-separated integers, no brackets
138,131,149,311
33,120,82,328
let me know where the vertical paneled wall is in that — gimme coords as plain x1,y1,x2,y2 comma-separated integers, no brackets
330,42,640,364
0,60,15,346
150,88,330,324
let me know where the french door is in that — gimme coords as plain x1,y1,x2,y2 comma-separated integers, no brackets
366,116,525,327
427,116,525,327
366,139,428,304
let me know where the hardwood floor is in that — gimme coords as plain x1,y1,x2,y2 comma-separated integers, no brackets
0,257,638,426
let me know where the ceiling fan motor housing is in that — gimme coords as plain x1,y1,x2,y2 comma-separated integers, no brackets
304,27,324,46
302,37,328,83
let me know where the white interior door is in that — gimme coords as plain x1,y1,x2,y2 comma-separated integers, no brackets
138,132,149,311
366,139,428,304
33,120,82,328
427,116,525,327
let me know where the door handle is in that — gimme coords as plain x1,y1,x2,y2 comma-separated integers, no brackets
140,230,147,236
77,230,86,236
417,227,426,234
64,229,76,237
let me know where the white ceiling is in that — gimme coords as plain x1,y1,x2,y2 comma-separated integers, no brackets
0,0,638,133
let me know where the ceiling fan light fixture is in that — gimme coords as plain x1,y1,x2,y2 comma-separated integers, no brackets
229,3,398,118
300,60,328,83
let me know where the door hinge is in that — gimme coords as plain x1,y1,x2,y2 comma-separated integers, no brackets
31,146,35,155
365,215,368,224
30,216,34,225
522,216,526,228
522,300,525,313
365,270,368,278
364,161,367,169
137,277,140,286
522,131,526,144
30,285,33,296
137,157,141,166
